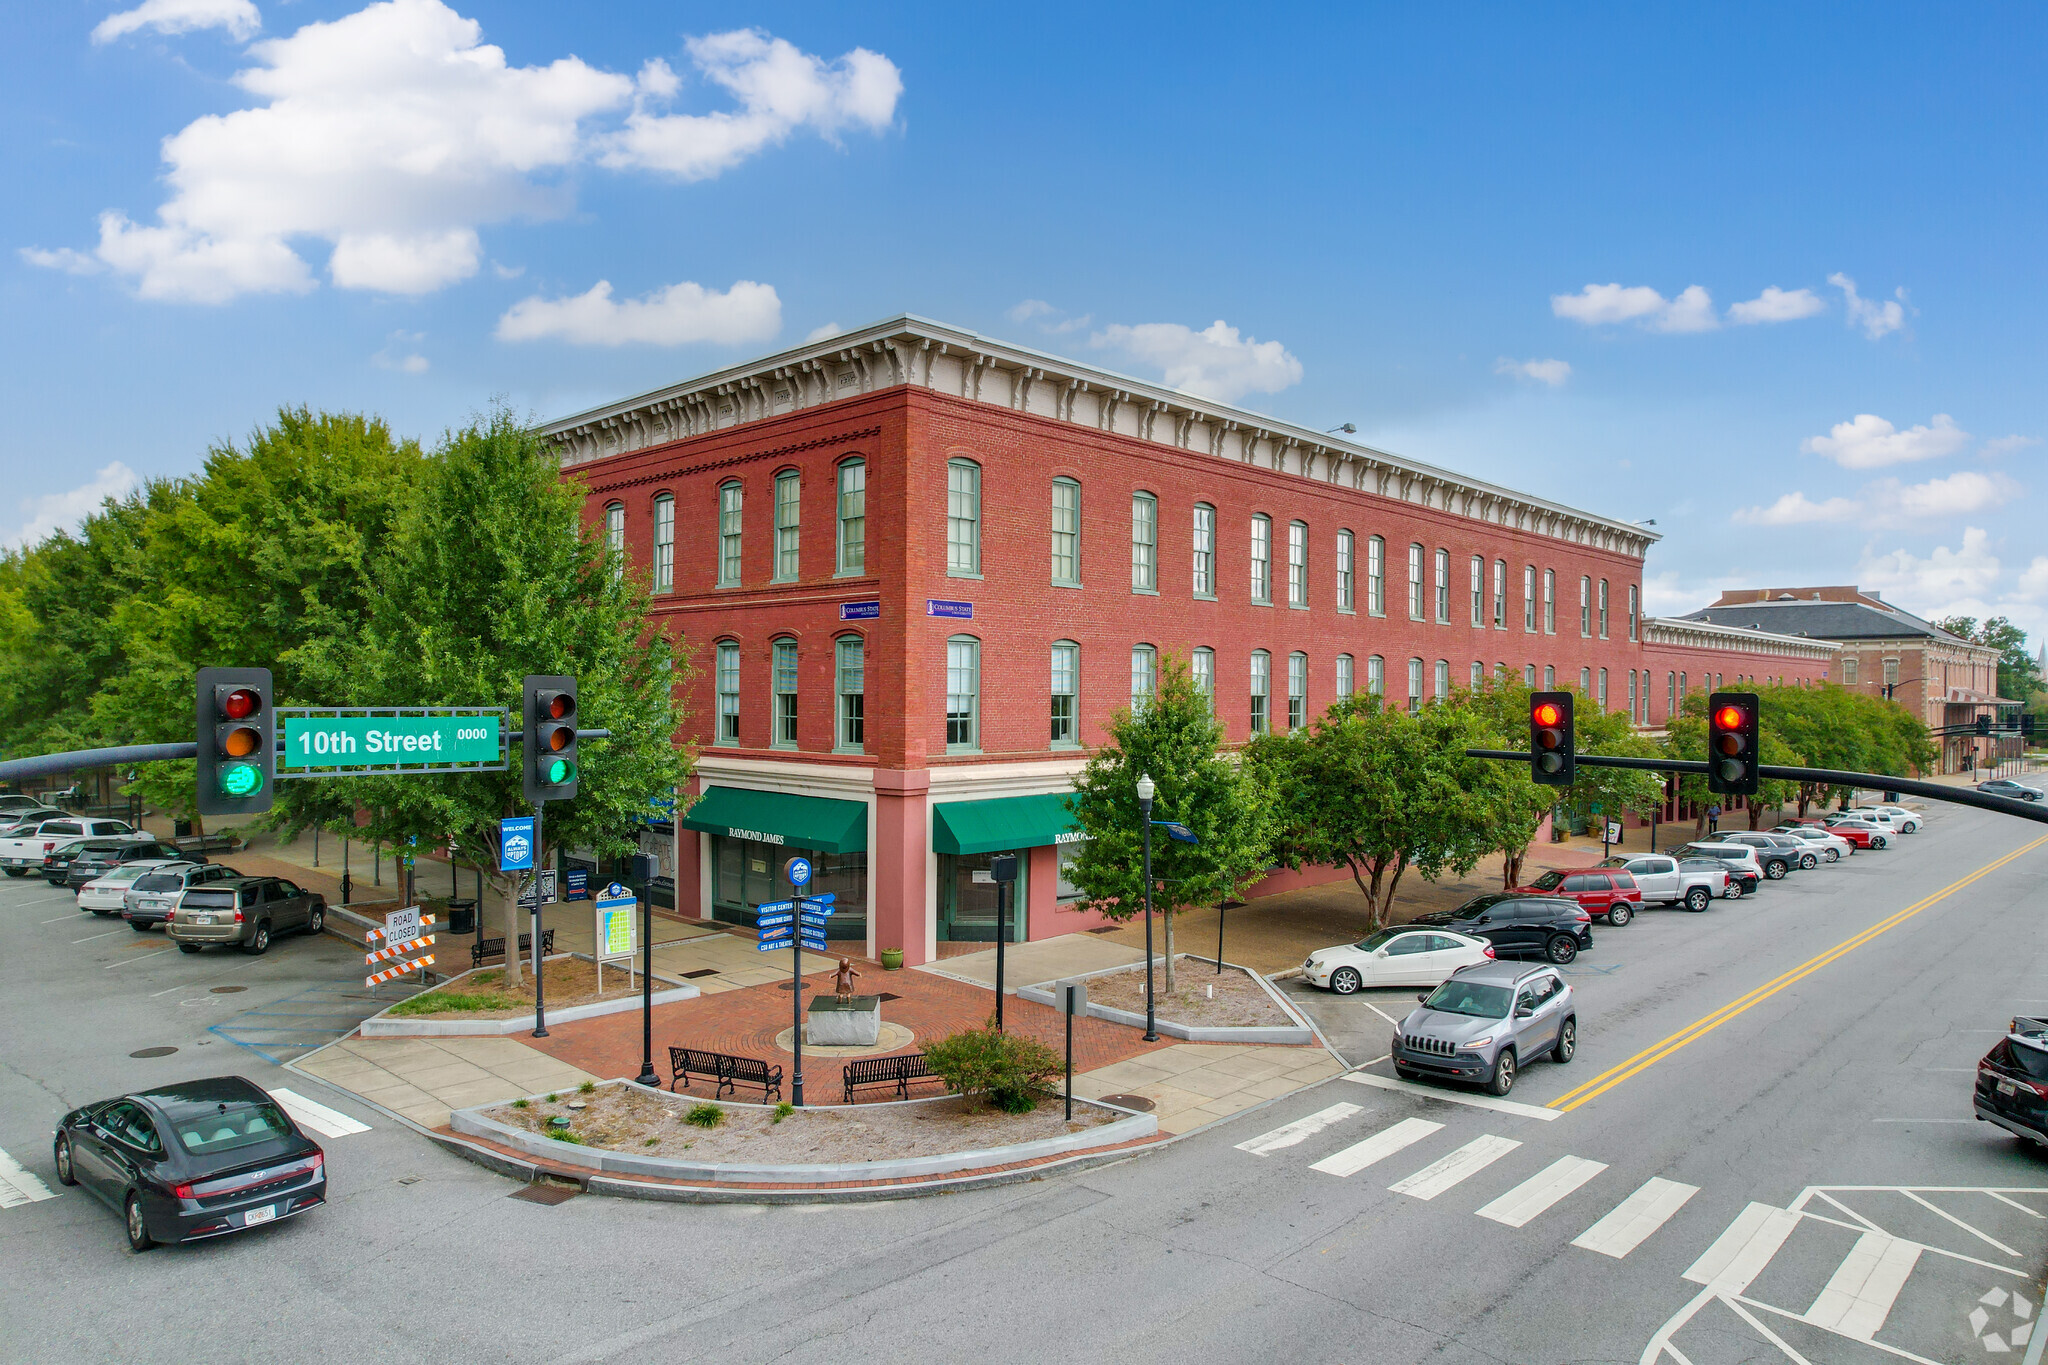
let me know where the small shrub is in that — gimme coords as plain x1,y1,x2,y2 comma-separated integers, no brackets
511,1099,528,1109
923,1017,1061,1113
772,1101,795,1124
578,1080,596,1094
643,1138,659,1146
685,1103,724,1129
545,1093,558,1104
547,1129,585,1145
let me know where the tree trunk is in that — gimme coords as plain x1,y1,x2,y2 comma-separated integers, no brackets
1501,845,1526,889
499,869,523,989
1383,855,1410,923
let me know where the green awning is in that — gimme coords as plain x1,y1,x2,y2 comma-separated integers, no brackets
680,786,867,854
932,792,1082,856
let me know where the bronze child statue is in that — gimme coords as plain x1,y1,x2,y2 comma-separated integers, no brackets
833,956,862,1001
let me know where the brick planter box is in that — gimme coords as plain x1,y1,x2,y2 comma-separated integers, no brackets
360,956,700,1037
1015,953,1316,1045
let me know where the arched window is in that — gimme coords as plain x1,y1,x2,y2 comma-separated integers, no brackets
1336,531,1355,612
1287,521,1308,608
714,483,739,588
1598,668,1608,707
1367,535,1386,615
1407,657,1425,711
836,636,865,752
1627,669,1637,721
1249,650,1271,734
604,502,625,581
1367,654,1385,696
1523,564,1537,631
1191,646,1216,711
1250,515,1273,603
1051,641,1079,746
1191,504,1216,597
715,640,740,744
773,470,801,582
1434,659,1451,701
1131,644,1157,713
946,636,981,751
1525,664,1536,687
1579,575,1592,638
1051,478,1081,586
947,458,981,576
1287,652,1308,729
1408,543,1426,620
772,638,799,748
1470,660,1484,690
1544,664,1556,689
654,493,677,592
1580,666,1592,695
1493,559,1506,628
1132,492,1158,592
836,458,866,575
1627,583,1639,642
1543,569,1556,634
1335,653,1355,699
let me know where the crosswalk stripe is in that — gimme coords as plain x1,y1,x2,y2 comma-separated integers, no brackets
1235,1102,1364,1156
1339,1071,1560,1120
1571,1176,1700,1259
1805,1229,1922,1340
1476,1155,1610,1227
269,1087,371,1139
1310,1117,1443,1178
1389,1134,1521,1201
0,1147,57,1209
1682,1201,1802,1290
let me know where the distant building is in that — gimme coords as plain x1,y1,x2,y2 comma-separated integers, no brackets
1685,586,2008,772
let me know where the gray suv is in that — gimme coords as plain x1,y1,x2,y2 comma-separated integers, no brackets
165,876,326,954
1392,962,1576,1097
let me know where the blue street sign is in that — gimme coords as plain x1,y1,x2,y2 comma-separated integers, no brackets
785,856,812,888
756,912,794,928
757,939,789,952
498,817,535,871
755,900,794,914
799,935,828,951
796,892,835,905
1156,821,1200,844
799,913,831,927
758,929,792,945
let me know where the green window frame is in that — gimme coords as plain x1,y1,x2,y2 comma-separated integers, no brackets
773,470,801,582
1192,646,1215,712
1051,478,1081,586
1434,548,1450,623
1131,491,1157,592
836,635,865,752
605,502,625,581
1287,651,1307,730
716,482,742,587
1287,521,1308,608
1250,649,1270,735
947,459,981,577
1407,657,1424,712
1192,504,1216,598
1408,542,1425,620
715,641,740,745
1336,653,1354,698
1368,654,1385,696
1544,569,1556,634
1524,564,1537,632
1250,515,1272,604
771,638,798,748
1051,641,1078,747
653,494,675,593
1131,643,1157,714
1336,530,1354,612
837,458,866,576
1367,535,1385,616
946,636,981,752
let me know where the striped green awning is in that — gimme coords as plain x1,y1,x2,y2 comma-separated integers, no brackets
679,786,867,854
932,792,1081,856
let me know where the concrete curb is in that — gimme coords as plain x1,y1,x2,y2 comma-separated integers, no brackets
1016,953,1316,1045
448,1079,1158,1184
358,956,699,1036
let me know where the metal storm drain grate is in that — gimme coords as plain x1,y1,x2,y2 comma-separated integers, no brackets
508,1183,581,1205
682,969,719,979
209,985,247,994
129,1046,178,1058
1099,1094,1155,1112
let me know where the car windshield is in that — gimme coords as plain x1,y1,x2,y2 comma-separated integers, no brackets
96,865,154,884
2002,1042,2048,1081
1529,870,1566,890
1422,981,1513,1018
52,840,92,855
169,1103,292,1157
1354,928,1406,951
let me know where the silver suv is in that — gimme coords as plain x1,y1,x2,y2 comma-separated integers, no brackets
1392,961,1576,1097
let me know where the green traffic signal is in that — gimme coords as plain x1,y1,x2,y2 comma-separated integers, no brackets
545,757,576,785
218,763,263,798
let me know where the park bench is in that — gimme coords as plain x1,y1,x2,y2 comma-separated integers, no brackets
668,1046,783,1102
471,927,555,969
842,1052,936,1105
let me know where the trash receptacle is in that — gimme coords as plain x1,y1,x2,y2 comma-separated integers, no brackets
174,819,193,838
446,899,477,934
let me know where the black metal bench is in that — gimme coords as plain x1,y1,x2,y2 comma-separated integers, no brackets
668,1046,783,1102
472,927,555,969
842,1052,936,1105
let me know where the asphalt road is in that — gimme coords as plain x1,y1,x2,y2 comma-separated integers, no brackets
3,803,2046,1365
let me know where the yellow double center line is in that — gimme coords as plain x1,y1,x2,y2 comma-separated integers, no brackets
1550,833,2048,1113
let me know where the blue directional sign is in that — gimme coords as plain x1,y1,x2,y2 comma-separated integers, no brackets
757,912,794,928
498,816,535,871
757,939,790,953
797,892,835,905
799,912,831,928
1154,820,1200,844
798,934,828,952
785,856,812,888
756,900,794,915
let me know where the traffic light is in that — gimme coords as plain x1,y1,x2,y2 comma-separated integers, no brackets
1976,715,1993,737
523,674,579,803
1707,691,1760,796
1529,690,1575,786
196,667,274,817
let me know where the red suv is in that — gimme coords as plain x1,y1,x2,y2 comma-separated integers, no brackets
1517,868,1644,926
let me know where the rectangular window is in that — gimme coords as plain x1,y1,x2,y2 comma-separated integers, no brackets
1336,531,1355,611
1598,580,1610,638
1526,664,1537,688
772,639,798,748
1191,505,1216,596
1050,642,1078,746
773,471,801,581
1192,647,1215,711
1884,657,1900,687
1434,659,1450,700
1336,654,1354,699
837,460,866,575
1368,536,1386,615
1471,661,1484,690
605,503,625,581
1052,479,1080,586
1435,549,1450,622
837,637,865,751
1408,543,1425,619
1493,560,1506,628
1250,651,1270,735
1407,657,1424,712
715,484,740,587
1580,576,1592,638
1627,583,1639,641
1367,655,1385,696
1287,522,1308,608
946,638,980,750
1470,555,1484,626
1132,492,1157,592
1628,669,1638,721
1843,656,1858,686
654,495,676,592
1131,645,1156,714
716,642,740,744
1598,667,1608,707
1543,570,1556,634
1524,565,1537,631
1546,665,1557,690
1250,516,1272,603
1580,666,1592,695
947,460,981,576
1667,672,1676,715
1286,653,1307,730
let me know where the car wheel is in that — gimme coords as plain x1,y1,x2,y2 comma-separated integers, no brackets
1800,853,1817,870
1684,887,1711,913
1723,880,1744,901
54,1136,76,1187
1545,935,1578,965
1871,836,1887,850
177,943,201,954
1331,966,1362,995
128,919,150,932
125,1194,156,1252
1552,1018,1576,1064
1765,862,1786,880
1607,903,1632,927
1487,1049,1517,1096
1825,848,1840,862
243,922,271,955
305,904,325,936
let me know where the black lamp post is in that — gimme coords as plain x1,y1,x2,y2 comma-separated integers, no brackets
1136,772,1157,1042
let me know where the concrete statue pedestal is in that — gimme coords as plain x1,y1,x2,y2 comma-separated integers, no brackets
806,994,882,1046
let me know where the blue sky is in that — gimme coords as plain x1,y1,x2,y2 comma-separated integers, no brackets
7,1,2045,645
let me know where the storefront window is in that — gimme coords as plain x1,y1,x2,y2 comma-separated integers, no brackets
1056,841,1088,902
712,836,866,938
938,851,1024,941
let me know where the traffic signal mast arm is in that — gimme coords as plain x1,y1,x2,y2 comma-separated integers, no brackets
0,728,613,787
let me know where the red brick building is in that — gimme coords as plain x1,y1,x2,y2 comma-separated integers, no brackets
544,317,1834,966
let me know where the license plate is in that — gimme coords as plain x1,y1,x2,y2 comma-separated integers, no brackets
193,914,214,926
243,1205,276,1226
2000,1080,2018,1096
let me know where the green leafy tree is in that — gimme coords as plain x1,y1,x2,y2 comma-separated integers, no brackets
1934,615,2041,704
1064,654,1276,993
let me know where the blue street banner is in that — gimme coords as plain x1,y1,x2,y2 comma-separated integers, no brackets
756,912,794,928
498,816,535,871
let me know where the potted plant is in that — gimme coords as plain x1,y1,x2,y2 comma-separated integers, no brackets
879,947,904,970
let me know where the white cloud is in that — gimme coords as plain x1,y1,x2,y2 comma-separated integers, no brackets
371,329,428,373
1090,319,1303,403
1735,470,2020,530
1828,272,1908,339
1734,491,1859,526
1727,285,1825,325
92,0,259,44
599,30,901,180
1493,356,1571,386
1551,282,1718,332
32,4,899,303
1007,299,1055,323
1859,527,2002,606
17,246,102,275
1006,300,1091,335
6,462,139,550
1983,435,2040,458
2013,557,2048,604
803,322,844,343
1801,412,1969,469
496,278,781,347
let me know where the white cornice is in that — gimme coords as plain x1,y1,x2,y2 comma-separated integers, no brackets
540,314,1662,560
1643,616,1841,662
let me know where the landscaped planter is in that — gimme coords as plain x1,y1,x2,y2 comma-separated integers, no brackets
1016,954,1316,1045
360,955,700,1037
450,1080,1157,1184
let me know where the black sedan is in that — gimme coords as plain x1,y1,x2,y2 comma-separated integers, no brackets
1408,892,1595,965
64,839,192,889
40,837,146,886
53,1076,325,1250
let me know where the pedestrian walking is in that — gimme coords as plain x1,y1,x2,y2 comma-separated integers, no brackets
1707,803,1721,834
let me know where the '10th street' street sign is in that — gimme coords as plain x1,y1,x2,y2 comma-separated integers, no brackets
282,713,501,772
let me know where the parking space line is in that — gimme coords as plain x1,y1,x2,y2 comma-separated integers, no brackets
70,928,124,944
1572,1176,1700,1260
1898,1188,2019,1256
1682,1201,1801,1290
1804,1230,1920,1341
104,949,174,968
1476,1155,1609,1227
1388,1134,1520,1200
1310,1117,1442,1178
1340,1071,1562,1120
148,955,269,996
1235,1102,1364,1155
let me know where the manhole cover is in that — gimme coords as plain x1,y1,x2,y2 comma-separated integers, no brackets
682,968,719,979
129,1046,178,1058
1099,1093,1155,1112
508,1183,581,1205
209,985,247,994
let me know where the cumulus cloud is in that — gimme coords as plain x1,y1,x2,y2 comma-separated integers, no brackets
1829,272,1909,339
1800,412,1969,469
1734,491,1859,526
1007,299,1055,323
1091,319,1303,403
1727,285,1825,325
1551,282,1718,333
803,322,844,343
1859,528,2002,606
18,246,101,275
1983,435,2040,458
1493,356,1571,386
371,329,428,373
31,4,901,303
2013,557,2048,604
1736,470,2021,528
92,0,259,44
6,462,140,550
496,278,781,347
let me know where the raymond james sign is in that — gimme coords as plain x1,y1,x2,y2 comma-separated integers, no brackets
726,827,787,845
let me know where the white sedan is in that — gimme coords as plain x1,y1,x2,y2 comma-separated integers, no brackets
1772,825,1853,862
76,860,184,914
1303,926,1495,994
1850,805,1920,832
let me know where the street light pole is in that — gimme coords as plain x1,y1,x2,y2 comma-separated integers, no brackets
1136,773,1157,1042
